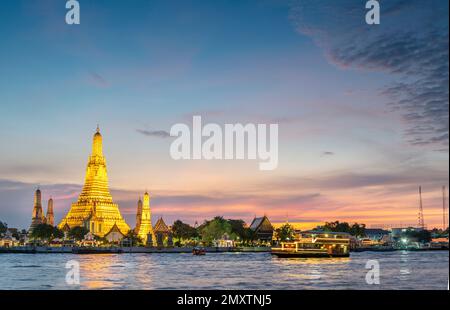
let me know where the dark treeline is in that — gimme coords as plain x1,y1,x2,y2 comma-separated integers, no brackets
318,221,367,237
172,216,257,246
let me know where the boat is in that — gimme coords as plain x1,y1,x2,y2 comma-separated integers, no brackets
271,231,351,258
193,247,206,256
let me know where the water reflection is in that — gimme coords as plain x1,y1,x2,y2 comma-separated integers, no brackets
80,254,125,289
0,251,447,290
273,257,351,265
399,251,411,281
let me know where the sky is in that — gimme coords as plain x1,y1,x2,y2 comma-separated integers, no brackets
0,0,448,230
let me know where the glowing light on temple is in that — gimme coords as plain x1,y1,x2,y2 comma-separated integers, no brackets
135,192,155,244
58,127,130,236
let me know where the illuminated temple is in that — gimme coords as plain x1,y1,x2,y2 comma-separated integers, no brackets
58,127,130,237
134,192,155,244
29,189,45,232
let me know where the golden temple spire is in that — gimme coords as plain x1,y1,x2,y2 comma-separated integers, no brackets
92,126,103,156
58,128,130,236
76,127,111,203
135,191,154,244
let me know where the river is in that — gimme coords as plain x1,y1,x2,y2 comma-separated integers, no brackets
0,250,448,290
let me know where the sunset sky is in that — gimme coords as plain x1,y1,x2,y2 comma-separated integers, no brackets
0,0,448,230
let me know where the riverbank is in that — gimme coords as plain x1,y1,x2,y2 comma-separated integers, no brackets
352,246,449,252
0,246,271,254
1,245,448,254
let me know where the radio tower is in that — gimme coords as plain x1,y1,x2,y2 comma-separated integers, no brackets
443,186,447,231
418,186,425,229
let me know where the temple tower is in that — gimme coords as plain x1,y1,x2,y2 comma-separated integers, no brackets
135,197,143,233
29,189,45,232
58,127,130,236
135,192,154,244
46,198,54,226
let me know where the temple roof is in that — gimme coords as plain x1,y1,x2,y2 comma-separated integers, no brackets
154,217,169,233
250,216,273,232
104,223,125,237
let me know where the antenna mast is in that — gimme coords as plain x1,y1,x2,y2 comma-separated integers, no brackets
418,186,425,229
443,186,447,231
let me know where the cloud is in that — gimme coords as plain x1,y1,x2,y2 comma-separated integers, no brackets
0,164,60,176
322,151,335,156
88,71,110,88
271,167,448,191
0,179,82,229
1,162,448,230
290,0,449,150
136,129,171,139
152,192,321,208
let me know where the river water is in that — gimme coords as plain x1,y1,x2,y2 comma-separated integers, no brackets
0,251,448,290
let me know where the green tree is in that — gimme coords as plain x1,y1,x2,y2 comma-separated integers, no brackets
242,227,257,244
11,231,20,240
320,221,366,237
0,221,7,235
199,216,233,244
275,223,296,242
322,221,351,233
68,226,89,241
350,223,366,237
52,227,64,239
402,229,432,243
228,219,246,239
124,230,143,246
172,220,198,241
30,224,55,242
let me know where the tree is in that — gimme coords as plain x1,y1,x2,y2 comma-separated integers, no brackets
124,230,142,246
430,227,449,237
320,221,366,237
242,227,257,244
227,219,258,244
0,221,7,235
228,219,247,239
11,231,20,240
30,224,56,242
402,229,432,243
52,227,64,239
322,221,350,233
199,216,233,244
68,226,89,241
275,223,296,242
350,223,366,237
172,220,198,241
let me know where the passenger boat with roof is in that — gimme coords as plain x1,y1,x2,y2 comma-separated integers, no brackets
271,231,351,258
